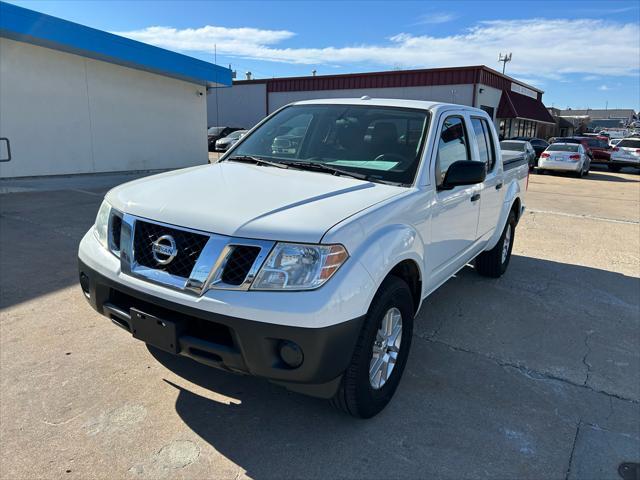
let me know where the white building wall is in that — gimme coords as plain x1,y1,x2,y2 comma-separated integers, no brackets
268,84,475,113
207,83,266,129
475,85,503,126
0,38,208,178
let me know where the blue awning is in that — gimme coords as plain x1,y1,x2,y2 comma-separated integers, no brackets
0,2,232,87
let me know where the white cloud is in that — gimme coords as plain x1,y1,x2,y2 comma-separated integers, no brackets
598,84,611,91
582,75,600,81
414,12,457,25
113,25,295,55
115,18,640,80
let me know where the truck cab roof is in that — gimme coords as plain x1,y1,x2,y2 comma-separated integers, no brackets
291,97,488,115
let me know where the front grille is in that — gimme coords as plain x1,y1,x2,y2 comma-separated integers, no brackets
133,220,208,278
221,246,261,285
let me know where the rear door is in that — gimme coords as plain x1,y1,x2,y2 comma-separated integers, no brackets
471,116,504,237
427,113,482,288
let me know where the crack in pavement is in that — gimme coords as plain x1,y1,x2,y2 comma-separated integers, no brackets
414,333,639,404
564,419,581,480
582,330,594,387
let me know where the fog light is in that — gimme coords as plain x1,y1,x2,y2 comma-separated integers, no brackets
79,272,91,299
279,340,303,368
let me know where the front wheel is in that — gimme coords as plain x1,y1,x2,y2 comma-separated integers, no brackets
331,276,414,418
475,210,516,278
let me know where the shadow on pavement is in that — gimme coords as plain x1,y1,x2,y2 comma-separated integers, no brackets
146,255,639,479
0,190,101,308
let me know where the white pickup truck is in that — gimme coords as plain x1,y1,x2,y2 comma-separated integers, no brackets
78,98,528,418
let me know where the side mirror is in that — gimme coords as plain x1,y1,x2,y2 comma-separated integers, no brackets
439,161,487,190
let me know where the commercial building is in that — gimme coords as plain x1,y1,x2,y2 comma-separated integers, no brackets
0,2,231,178
537,107,577,139
209,65,555,138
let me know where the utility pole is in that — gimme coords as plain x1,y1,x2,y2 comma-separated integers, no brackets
214,44,219,127
498,52,512,75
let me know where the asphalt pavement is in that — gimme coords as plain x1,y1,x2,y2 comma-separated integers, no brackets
1,166,638,479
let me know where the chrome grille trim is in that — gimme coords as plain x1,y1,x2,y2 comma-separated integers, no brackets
119,214,275,295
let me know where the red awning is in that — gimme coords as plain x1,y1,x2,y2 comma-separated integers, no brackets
497,90,555,124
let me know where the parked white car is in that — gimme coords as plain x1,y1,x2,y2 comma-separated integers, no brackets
78,98,528,418
538,143,591,177
609,137,640,170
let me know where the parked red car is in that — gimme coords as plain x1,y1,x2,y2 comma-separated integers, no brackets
580,136,612,163
551,136,613,162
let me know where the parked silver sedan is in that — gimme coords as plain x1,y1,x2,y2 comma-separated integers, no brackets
538,143,591,178
215,129,248,152
500,140,536,169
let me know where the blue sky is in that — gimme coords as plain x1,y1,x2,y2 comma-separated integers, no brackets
8,0,640,110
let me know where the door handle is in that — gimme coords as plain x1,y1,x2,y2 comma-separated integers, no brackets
470,193,481,202
495,183,503,190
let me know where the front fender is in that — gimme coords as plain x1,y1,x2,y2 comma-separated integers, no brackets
348,223,425,310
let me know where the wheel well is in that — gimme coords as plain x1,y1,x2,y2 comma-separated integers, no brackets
388,260,422,313
511,197,522,223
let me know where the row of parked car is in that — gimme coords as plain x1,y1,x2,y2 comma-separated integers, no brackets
207,126,248,152
499,135,640,178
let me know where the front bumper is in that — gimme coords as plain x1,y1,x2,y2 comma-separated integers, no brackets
78,259,364,398
609,157,640,168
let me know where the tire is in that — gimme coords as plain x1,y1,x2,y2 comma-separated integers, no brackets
608,165,621,172
475,210,516,278
575,166,584,178
331,276,414,418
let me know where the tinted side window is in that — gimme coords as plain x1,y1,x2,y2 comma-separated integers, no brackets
436,116,470,185
471,117,496,171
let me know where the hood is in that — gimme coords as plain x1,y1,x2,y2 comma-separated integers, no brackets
106,162,405,243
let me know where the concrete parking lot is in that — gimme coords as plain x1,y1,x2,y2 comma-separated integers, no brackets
1,167,638,479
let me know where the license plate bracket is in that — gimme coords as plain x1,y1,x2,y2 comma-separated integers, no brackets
130,308,182,354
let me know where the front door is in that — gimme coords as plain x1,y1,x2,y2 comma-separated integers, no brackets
427,115,482,290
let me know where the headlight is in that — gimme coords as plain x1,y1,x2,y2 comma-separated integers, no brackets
93,200,112,250
251,243,348,290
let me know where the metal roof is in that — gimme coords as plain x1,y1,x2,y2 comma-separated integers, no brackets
497,90,555,124
234,65,544,97
0,1,231,87
558,108,637,120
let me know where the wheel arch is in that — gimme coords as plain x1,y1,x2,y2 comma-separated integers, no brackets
485,188,522,251
387,259,422,314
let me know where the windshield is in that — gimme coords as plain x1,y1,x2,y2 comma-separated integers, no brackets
618,139,640,148
547,144,579,152
228,104,429,185
585,138,609,148
554,138,580,145
500,141,525,151
208,127,225,135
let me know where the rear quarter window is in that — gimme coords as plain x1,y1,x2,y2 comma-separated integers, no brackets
618,139,640,148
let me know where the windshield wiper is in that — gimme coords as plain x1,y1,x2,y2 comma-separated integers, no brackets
277,160,370,180
226,155,289,169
